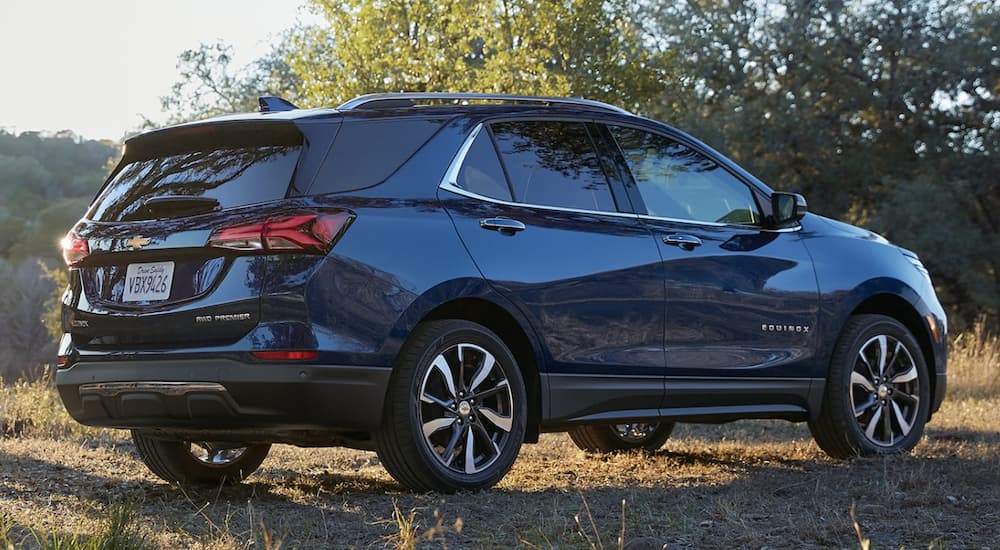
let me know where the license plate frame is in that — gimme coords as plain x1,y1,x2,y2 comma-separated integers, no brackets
122,261,175,302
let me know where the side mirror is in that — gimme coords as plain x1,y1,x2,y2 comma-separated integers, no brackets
771,192,807,226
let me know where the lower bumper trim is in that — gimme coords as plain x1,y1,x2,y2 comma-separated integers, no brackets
79,381,227,397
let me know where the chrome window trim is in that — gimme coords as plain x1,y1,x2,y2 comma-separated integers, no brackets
441,181,640,220
442,124,486,190
637,214,801,233
439,123,802,233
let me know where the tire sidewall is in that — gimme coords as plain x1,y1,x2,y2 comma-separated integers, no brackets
834,317,930,455
132,431,269,484
405,322,527,489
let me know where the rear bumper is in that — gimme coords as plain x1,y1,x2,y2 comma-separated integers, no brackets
55,358,392,434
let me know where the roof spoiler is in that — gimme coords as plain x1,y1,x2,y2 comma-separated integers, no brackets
258,96,299,113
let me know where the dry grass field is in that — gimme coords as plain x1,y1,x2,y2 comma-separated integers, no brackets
1,326,997,549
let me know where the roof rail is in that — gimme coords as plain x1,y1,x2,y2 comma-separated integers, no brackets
337,92,632,115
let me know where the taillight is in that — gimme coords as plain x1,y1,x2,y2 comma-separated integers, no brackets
252,350,319,361
208,212,354,254
61,233,89,266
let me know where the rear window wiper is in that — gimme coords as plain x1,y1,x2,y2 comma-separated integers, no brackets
142,195,221,218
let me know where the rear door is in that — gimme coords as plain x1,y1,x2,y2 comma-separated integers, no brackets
440,119,665,422
601,124,821,412
65,121,331,349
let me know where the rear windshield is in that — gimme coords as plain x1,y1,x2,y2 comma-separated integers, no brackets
89,124,303,222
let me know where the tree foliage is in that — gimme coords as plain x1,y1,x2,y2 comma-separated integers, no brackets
151,0,1000,328
233,0,669,111
161,39,303,123
0,130,118,378
648,0,1000,327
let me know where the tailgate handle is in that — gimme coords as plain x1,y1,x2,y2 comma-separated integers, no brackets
480,218,526,234
663,234,702,250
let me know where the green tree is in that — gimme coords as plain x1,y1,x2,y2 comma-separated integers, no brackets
160,39,303,123
287,0,671,110
650,0,1000,326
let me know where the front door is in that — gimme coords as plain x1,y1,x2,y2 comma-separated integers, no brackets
603,124,820,412
440,119,665,422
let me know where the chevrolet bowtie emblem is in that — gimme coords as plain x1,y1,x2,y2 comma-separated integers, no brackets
125,236,151,250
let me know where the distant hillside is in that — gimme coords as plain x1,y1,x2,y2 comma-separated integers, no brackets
0,130,119,260
0,130,119,379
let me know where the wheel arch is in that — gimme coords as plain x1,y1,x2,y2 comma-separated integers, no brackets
849,292,939,415
419,297,544,443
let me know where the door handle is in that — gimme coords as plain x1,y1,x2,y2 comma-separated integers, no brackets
480,218,526,234
663,234,702,250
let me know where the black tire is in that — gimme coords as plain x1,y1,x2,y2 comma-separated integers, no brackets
809,314,930,458
131,431,270,485
568,422,674,453
375,320,527,492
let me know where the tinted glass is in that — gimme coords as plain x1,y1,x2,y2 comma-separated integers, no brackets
454,129,512,201
90,145,300,222
309,118,444,194
491,121,616,212
610,126,760,225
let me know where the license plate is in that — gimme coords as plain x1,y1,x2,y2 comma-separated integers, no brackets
122,261,174,302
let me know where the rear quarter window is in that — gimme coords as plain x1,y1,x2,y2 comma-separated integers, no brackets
490,120,617,212
308,118,446,195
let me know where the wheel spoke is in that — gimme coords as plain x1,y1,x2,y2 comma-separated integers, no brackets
468,351,497,393
858,349,876,379
422,417,456,439
854,395,877,417
890,365,917,384
472,379,509,400
891,400,913,436
442,425,464,466
887,341,903,373
882,402,893,443
865,406,883,440
458,345,467,392
473,422,501,457
430,355,458,400
464,426,477,474
876,335,889,376
851,371,876,392
421,391,452,409
893,390,919,405
477,406,513,432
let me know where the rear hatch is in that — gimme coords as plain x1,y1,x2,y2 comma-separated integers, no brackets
64,120,336,349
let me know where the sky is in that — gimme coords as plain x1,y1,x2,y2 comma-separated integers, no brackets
0,0,313,142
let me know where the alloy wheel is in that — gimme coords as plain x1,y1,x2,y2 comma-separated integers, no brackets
612,423,660,444
417,343,515,475
850,334,921,447
188,442,249,466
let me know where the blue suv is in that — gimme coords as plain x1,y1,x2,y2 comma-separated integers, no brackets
55,93,947,491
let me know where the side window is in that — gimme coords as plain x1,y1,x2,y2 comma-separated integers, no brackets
490,121,617,212
454,129,512,201
609,126,760,225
